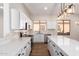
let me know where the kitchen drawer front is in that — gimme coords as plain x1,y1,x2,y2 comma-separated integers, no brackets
48,39,56,56
57,47,68,56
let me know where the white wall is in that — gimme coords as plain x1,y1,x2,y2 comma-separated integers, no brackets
66,15,79,41
47,20,57,29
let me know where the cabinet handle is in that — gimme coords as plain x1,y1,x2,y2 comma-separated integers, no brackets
28,42,31,44
48,40,51,42
55,51,59,55
22,53,24,55
24,46,26,49
53,44,55,47
18,54,21,56
59,52,64,56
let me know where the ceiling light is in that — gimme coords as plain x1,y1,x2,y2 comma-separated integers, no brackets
44,7,48,10
0,6,3,9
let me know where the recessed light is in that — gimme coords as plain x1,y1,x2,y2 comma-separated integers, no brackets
0,6,3,9
44,6,48,10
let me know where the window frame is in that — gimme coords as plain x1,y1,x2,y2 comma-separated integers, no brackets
57,20,70,35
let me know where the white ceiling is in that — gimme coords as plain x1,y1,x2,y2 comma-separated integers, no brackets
24,3,61,16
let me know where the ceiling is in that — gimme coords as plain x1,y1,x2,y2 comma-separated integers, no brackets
24,3,61,16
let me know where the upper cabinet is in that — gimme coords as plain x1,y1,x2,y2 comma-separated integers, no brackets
11,9,20,30
11,8,32,30
20,12,26,29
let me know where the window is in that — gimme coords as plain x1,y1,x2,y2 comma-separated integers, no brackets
33,20,47,32
57,20,70,35
33,23,39,31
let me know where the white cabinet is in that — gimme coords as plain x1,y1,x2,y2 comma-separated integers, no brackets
48,39,53,55
33,33,44,43
26,41,31,56
20,12,26,29
11,9,20,30
48,39,57,56
48,38,67,56
16,38,31,56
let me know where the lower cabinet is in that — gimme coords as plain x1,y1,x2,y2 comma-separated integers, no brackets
26,41,31,56
48,39,55,56
33,33,44,43
48,39,67,56
17,41,31,56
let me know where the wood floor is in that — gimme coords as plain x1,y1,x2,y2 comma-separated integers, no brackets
30,43,50,56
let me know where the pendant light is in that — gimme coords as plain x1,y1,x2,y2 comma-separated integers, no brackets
66,4,75,14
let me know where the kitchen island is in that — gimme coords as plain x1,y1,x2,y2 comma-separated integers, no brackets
48,36,79,56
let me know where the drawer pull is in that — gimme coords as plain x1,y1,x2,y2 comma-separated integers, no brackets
59,52,64,56
53,44,55,47
49,40,51,43
22,53,24,55
18,54,21,56
55,51,59,55
24,46,26,49
28,42,31,44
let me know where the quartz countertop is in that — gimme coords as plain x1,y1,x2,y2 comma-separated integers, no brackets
48,36,79,56
0,37,31,56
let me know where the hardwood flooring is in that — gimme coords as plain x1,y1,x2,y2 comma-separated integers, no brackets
30,43,50,56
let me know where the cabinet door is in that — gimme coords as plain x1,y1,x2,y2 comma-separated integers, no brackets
11,9,20,29
26,42,31,56
48,40,51,54
33,33,44,42
48,40,54,56
26,47,31,56
57,47,67,56
48,39,58,56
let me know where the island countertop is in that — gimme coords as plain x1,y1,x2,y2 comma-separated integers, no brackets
48,36,79,56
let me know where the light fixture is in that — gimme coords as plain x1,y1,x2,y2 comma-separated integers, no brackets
58,3,75,20
0,6,3,9
66,8,72,14
58,3,65,20
66,7,74,14
44,6,48,10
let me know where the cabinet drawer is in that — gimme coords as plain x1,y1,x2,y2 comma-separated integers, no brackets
57,47,68,56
